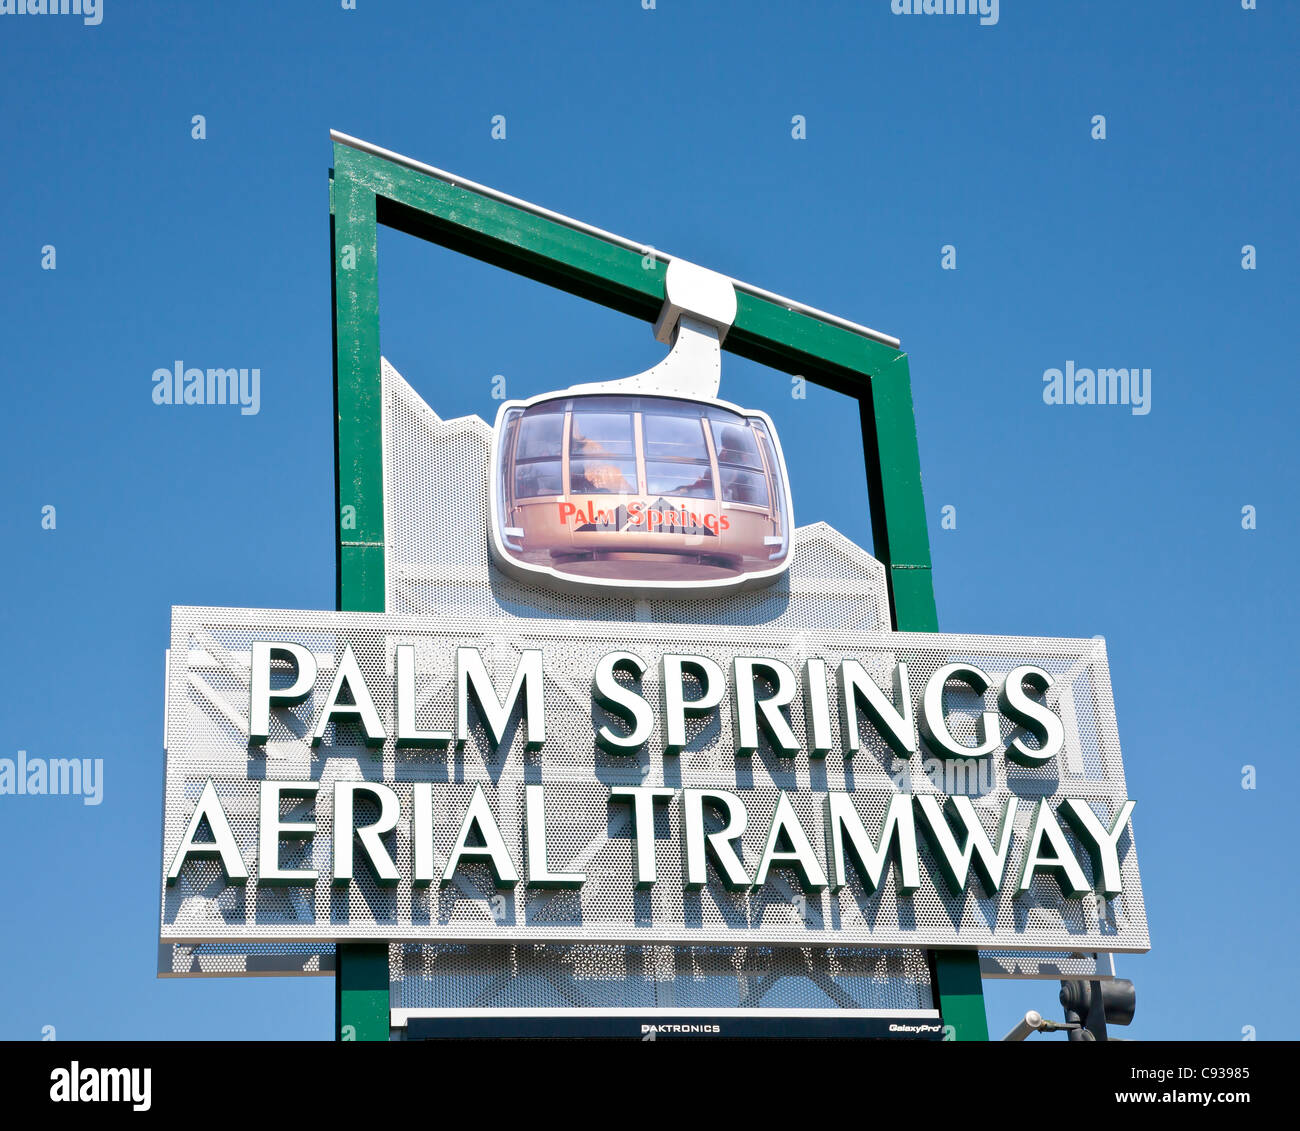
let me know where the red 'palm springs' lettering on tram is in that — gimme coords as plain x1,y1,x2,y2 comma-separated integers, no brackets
558,500,732,534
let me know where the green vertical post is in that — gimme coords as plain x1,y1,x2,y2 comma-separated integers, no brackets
930,951,990,1041
335,943,390,1042
330,160,390,1041
862,353,990,1042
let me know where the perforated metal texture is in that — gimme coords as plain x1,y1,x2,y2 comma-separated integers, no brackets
158,942,333,977
390,942,931,1011
979,950,1114,981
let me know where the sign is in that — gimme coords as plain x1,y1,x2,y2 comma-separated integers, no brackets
159,603,1146,953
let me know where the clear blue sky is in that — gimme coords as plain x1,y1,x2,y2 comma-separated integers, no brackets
1,0,1295,1041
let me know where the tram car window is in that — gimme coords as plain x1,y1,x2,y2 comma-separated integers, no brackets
491,392,793,591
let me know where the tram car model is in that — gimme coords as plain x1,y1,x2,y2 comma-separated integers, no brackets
490,391,794,593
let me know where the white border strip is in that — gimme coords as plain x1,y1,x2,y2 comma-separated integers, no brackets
391,1006,940,1027
330,130,902,351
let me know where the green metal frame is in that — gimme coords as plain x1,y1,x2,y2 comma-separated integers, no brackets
328,138,989,1041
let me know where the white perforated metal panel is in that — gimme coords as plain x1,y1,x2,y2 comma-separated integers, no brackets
157,942,334,978
390,942,932,1011
979,950,1116,981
